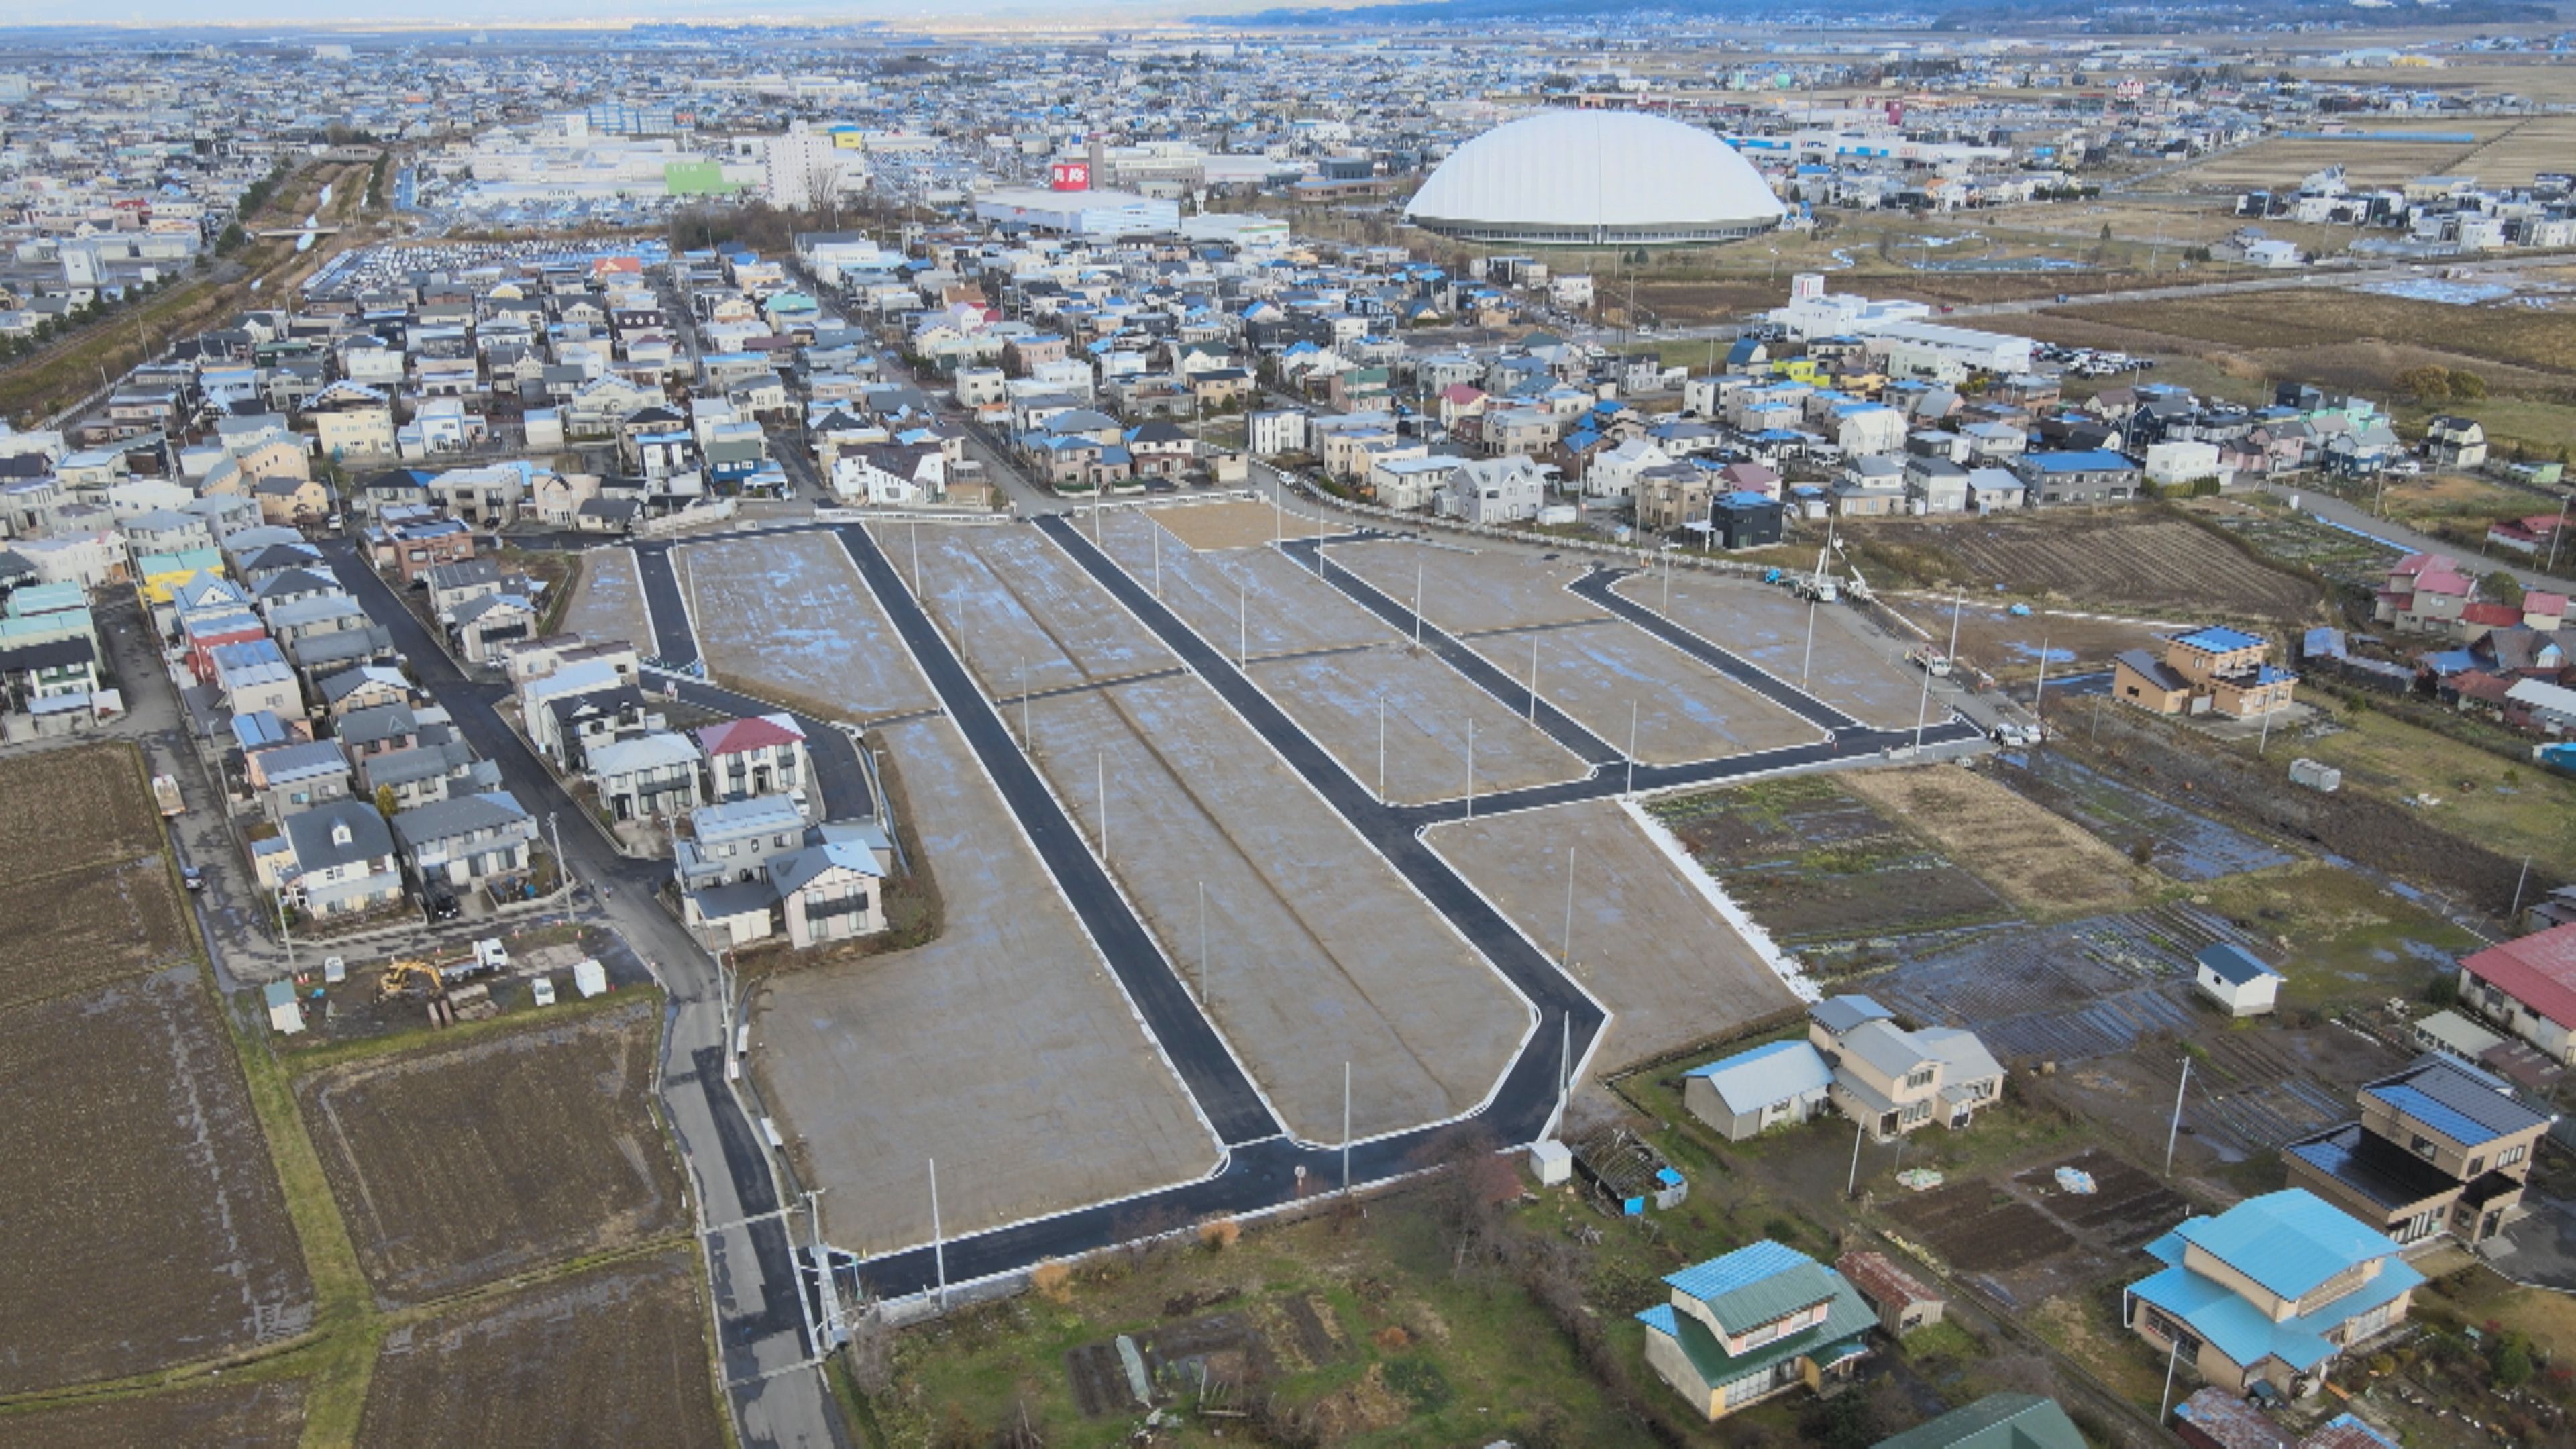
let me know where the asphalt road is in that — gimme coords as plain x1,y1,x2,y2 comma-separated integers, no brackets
631,541,700,666
2260,482,2573,593
319,541,846,1449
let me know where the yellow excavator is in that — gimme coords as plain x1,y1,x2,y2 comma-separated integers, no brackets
375,959,444,1002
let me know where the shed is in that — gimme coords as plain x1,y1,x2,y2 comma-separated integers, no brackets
1527,1138,1573,1187
572,957,609,998
1571,1124,1686,1214
1682,1040,1833,1141
264,979,305,1035
1835,1248,1945,1336
2194,943,2283,1018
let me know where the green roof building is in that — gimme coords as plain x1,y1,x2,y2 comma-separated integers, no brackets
1873,1393,2086,1449
1637,1239,1874,1421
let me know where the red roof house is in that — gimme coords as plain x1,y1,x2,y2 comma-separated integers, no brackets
2459,924,2576,1065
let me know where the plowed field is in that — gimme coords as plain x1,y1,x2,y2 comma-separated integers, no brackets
1860,512,2320,624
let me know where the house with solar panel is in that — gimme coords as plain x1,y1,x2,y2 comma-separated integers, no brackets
2112,626,2298,720
2123,1189,2421,1399
1636,1240,1876,1422
2283,1055,2551,1248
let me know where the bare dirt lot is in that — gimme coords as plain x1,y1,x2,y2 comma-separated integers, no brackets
353,1250,722,1449
297,1000,684,1302
1138,497,1336,553
1030,673,1529,1142
0,969,311,1393
1096,509,1391,659
1468,620,1819,765
1843,765,2152,918
1849,511,2323,625
0,741,194,1012
1887,598,2165,687
1886,1146,2192,1307
682,531,936,720
892,521,1179,700
1324,539,1602,632
2050,289,2576,380
1616,571,1926,727
1652,776,2011,947
1429,798,1799,1071
0,1377,307,1446
1249,642,1589,804
753,713,1219,1256
559,544,656,651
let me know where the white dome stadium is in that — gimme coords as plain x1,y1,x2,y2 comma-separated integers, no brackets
1406,110,1786,248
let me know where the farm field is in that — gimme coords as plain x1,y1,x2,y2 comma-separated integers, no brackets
0,739,162,873
1886,598,2163,686
1466,619,1817,765
558,544,656,651
2049,290,2576,379
1841,765,2153,918
753,713,1218,1256
297,1000,685,1301
2453,115,2576,186
1613,570,1925,726
1849,510,2323,625
1884,1148,2190,1306
352,1250,722,1449
1324,539,1602,632
682,531,935,721
2204,502,2401,591
0,1377,308,1446
886,521,1179,696
1429,798,1799,1071
0,970,311,1393
0,741,195,1012
2167,135,2488,191
1651,775,2011,946
1248,641,1588,804
2269,707,2576,872
1030,673,1528,1142
1136,496,1336,552
1095,508,1391,659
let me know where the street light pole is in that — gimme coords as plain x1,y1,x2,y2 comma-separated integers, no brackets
2164,1053,2192,1177
1802,598,1816,690
1342,1060,1352,1197
1377,696,1387,802
1413,555,1424,648
1625,700,1638,798
1464,717,1474,821
1527,636,1540,723
1560,844,1576,968
928,1157,947,1312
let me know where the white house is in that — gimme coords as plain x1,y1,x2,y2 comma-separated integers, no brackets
1582,439,1672,502
1441,455,1554,525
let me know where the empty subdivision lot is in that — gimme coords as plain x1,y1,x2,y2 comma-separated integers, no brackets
1030,674,1528,1142
753,714,1218,1256
1430,798,1797,1071
559,545,656,649
297,1000,686,1301
1617,572,1923,727
1136,496,1336,553
884,521,1180,700
1250,643,1586,803
1096,508,1389,658
680,531,935,720
1325,539,1602,631
1469,621,1817,765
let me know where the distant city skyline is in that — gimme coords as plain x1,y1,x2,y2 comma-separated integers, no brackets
4,0,1297,28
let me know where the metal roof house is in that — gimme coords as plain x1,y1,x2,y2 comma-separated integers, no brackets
1637,1240,1874,1422
1682,1040,1834,1141
2123,1189,2421,1399
2283,1055,2551,1248
1873,1393,2084,1449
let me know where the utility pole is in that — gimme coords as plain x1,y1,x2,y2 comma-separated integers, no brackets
2158,1333,2184,1423
1238,570,1248,667
1018,655,1029,748
2031,633,2051,739
2257,700,2275,756
1464,717,1474,821
1377,696,1387,803
1197,880,1208,1005
909,519,921,598
1413,555,1424,648
1802,598,1816,690
928,1158,947,1312
2548,494,2570,576
1625,700,1638,798
548,810,570,892
2511,855,2533,922
1847,1117,1865,1197
1527,636,1540,723
2163,1053,2192,1177
1560,844,1576,968
276,888,296,975
1096,751,1108,861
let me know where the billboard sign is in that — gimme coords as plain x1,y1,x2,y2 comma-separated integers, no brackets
1049,161,1090,191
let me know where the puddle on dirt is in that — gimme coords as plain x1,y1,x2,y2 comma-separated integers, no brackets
2003,641,2078,663
2000,752,2292,882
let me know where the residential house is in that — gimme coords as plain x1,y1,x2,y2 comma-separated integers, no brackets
2111,627,2298,720
2016,449,2141,506
452,593,539,665
2457,922,2576,1064
1440,455,1552,526
2123,1189,2421,1399
1636,1240,1875,1422
2284,1055,2550,1248
307,383,396,461
392,792,539,896
276,800,405,917
2375,553,2479,635
246,739,353,820
1810,995,2004,1140
674,794,807,891
586,732,704,822
1871,1395,2085,1449
0,637,99,712
2424,415,2487,470
696,714,809,804
210,638,303,720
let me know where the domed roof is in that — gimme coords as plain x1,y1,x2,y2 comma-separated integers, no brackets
1405,110,1784,243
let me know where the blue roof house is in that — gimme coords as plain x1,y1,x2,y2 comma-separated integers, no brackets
2123,1189,2422,1399
1682,1040,1834,1141
1638,1240,1876,1422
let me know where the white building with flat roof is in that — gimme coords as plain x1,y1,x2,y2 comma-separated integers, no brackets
973,187,1179,239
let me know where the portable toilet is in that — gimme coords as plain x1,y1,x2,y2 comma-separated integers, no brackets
572,957,608,998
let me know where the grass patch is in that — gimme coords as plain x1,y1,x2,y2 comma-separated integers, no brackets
2194,861,2481,1011
2284,704,2576,873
